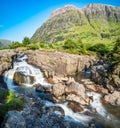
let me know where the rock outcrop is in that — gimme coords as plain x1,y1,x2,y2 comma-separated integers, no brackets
2,111,26,128
13,72,35,86
26,50,95,76
104,91,120,106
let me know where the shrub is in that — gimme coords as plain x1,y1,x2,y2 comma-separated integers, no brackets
109,38,120,66
0,91,24,122
63,38,78,49
22,37,31,45
27,43,39,50
88,43,109,56
9,41,23,49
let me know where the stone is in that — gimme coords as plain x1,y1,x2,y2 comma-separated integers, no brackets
46,106,65,116
66,94,89,105
52,83,65,97
13,72,35,86
106,84,115,92
68,101,84,112
104,91,120,106
83,79,98,92
2,111,26,128
26,50,95,76
65,81,86,99
112,75,120,87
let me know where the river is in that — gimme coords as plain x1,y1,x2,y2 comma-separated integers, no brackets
3,54,120,128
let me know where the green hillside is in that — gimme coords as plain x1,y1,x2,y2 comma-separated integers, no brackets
31,4,120,46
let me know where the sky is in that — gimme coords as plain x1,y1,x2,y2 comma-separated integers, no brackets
0,0,120,42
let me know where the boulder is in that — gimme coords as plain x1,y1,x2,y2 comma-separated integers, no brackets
52,83,65,97
13,72,35,86
66,94,89,105
2,111,26,128
26,50,95,76
46,106,65,116
104,91,120,106
65,81,86,99
36,85,52,93
83,79,98,92
68,101,84,112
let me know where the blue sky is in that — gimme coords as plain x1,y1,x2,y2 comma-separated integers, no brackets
0,0,120,42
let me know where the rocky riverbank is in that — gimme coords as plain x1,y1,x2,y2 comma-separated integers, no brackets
90,58,120,106
0,49,120,128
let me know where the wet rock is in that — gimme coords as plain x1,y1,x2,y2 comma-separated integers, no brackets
68,101,84,112
36,85,52,93
83,79,98,92
46,106,65,116
66,94,89,105
2,111,26,128
36,85,46,92
13,72,35,86
104,91,120,106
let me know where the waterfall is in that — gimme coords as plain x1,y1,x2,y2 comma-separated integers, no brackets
3,54,120,128
4,54,50,90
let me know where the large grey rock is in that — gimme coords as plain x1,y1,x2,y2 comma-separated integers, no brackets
52,83,65,97
2,111,26,128
13,72,35,86
104,91,120,106
65,81,86,99
66,94,89,105
26,50,95,76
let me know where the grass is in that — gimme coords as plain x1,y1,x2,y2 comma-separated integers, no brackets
0,91,25,122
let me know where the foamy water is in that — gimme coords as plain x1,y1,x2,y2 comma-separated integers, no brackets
3,54,120,127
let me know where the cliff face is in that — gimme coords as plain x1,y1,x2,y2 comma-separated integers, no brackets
31,4,120,43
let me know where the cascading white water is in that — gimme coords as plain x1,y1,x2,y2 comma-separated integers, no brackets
45,100,92,124
3,54,120,127
4,54,50,90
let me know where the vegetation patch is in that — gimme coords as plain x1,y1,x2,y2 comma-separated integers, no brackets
0,91,24,122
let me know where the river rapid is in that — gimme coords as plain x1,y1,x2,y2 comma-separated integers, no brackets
3,54,120,128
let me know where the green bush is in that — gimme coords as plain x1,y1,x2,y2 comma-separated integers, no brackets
88,43,110,56
22,37,31,45
110,38,120,66
39,41,46,48
63,38,87,54
63,38,78,49
0,91,24,121
27,43,39,50
9,41,23,49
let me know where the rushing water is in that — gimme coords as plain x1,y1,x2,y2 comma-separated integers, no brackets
3,54,120,128
4,54,50,91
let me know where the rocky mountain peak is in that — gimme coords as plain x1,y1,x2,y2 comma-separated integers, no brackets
82,4,120,21
32,4,120,43
49,5,78,18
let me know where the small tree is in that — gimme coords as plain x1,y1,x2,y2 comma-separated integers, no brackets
22,37,31,45
63,38,77,49
9,41,22,49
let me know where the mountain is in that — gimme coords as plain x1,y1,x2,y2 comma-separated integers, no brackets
31,4,120,44
0,39,11,48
